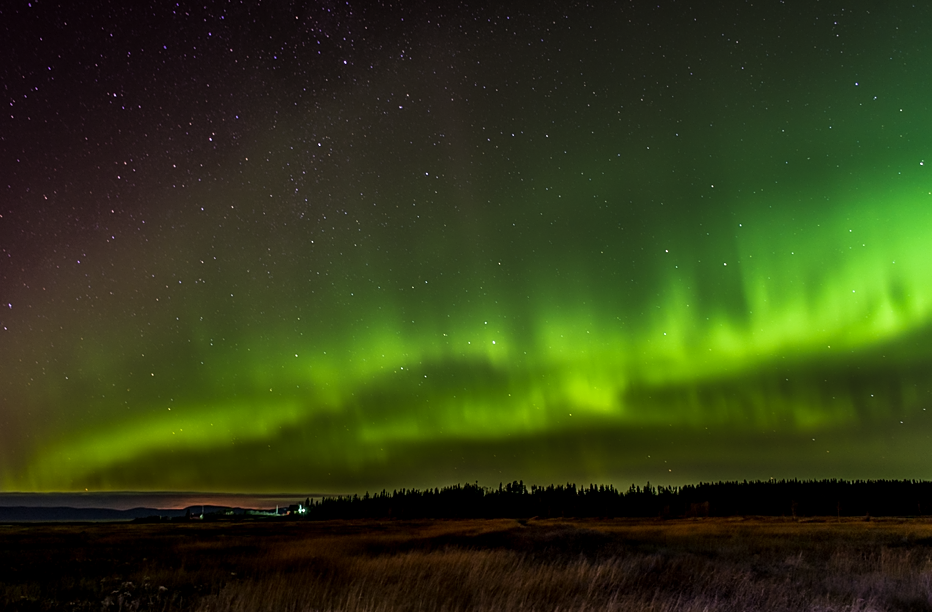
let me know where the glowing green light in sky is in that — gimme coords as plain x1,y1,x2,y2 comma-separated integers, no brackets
10,179,932,491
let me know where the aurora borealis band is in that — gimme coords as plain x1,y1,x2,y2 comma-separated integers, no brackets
2,1,932,495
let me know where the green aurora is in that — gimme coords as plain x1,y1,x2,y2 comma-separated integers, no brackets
2,2,932,493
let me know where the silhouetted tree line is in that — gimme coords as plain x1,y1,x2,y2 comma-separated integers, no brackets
301,479,932,520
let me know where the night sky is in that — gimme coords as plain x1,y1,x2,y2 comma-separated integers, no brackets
3,1,932,495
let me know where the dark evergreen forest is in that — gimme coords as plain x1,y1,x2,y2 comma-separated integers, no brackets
301,480,932,520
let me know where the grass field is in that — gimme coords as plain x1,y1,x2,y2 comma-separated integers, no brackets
3,517,932,611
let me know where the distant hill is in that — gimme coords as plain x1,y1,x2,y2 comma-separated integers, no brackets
0,505,229,522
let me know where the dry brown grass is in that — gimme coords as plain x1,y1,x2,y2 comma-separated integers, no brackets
5,518,932,611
